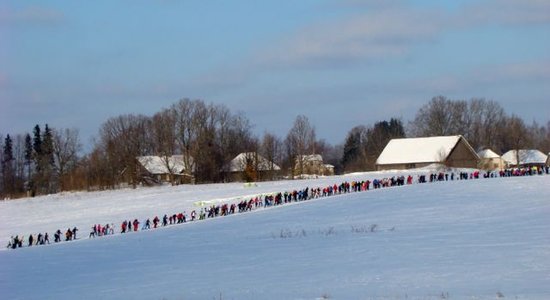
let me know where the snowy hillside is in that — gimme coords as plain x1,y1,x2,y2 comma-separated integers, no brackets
1,172,549,299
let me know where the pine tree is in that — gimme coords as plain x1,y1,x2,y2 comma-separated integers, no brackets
42,124,56,193
24,133,33,193
2,135,15,196
32,125,43,194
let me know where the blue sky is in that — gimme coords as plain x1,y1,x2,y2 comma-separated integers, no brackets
1,0,549,148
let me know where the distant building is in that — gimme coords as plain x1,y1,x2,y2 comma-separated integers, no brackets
375,135,479,171
501,150,548,168
227,152,281,182
294,154,334,176
477,149,506,170
137,155,194,185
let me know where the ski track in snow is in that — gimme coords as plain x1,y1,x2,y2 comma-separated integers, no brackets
0,171,549,299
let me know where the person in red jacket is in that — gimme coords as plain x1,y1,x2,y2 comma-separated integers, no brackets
133,219,139,231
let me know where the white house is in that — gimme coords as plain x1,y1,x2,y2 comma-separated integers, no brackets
294,154,334,176
477,149,506,170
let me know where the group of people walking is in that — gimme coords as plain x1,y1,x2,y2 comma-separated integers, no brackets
7,227,77,249
6,167,548,250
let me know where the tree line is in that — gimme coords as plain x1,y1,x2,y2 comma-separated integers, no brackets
2,96,549,199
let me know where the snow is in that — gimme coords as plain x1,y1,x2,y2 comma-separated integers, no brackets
1,171,549,299
376,135,474,165
477,148,501,159
501,149,548,165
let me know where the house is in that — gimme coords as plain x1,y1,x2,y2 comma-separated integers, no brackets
294,154,334,176
375,135,479,171
137,155,194,185
477,149,506,170
501,150,548,168
227,152,281,182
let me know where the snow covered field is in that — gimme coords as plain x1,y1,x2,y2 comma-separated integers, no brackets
1,171,549,299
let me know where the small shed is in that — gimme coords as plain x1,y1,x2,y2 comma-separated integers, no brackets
375,135,479,171
501,150,548,168
477,149,506,170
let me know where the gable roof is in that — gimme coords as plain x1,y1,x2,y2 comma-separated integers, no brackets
298,154,323,162
501,150,548,165
376,135,476,165
477,149,501,159
229,152,281,172
137,155,192,175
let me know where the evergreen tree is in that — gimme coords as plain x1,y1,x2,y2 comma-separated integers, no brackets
2,135,15,196
33,124,42,160
41,124,56,193
341,126,368,172
365,118,406,169
24,133,33,193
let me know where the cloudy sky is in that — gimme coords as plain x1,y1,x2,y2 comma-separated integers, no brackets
1,0,549,149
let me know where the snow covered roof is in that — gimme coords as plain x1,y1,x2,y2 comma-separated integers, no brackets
299,154,323,162
137,155,192,175
501,150,548,165
477,149,501,159
376,135,475,165
229,152,281,172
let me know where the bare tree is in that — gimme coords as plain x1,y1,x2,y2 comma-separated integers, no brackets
98,114,152,188
261,132,282,176
505,115,530,167
150,109,179,184
286,115,316,177
52,128,81,191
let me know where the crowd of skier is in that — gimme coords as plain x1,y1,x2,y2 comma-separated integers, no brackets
5,165,549,250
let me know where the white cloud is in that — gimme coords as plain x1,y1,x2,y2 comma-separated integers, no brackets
261,8,443,68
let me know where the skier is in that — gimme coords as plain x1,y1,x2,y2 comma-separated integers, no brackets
65,228,72,241
54,230,61,243
133,219,140,231
191,210,196,221
44,232,50,244
72,227,78,240
28,234,34,247
143,219,150,230
121,221,127,233
153,216,159,228
162,214,168,227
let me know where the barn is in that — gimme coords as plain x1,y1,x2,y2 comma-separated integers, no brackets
477,149,506,170
375,135,479,171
